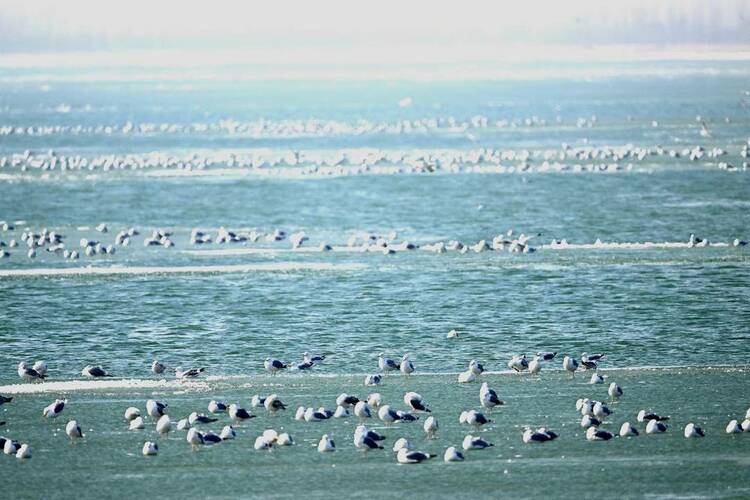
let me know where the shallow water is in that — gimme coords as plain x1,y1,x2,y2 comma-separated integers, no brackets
0,61,749,498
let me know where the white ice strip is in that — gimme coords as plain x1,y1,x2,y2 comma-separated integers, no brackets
0,378,210,394
0,262,366,277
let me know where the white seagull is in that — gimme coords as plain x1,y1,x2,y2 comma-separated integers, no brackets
620,422,639,437
562,356,578,375
586,427,614,441
43,399,66,418
479,382,504,411
175,367,206,379
646,420,668,434
263,394,287,413
18,362,46,382
208,400,228,414
264,358,288,375
423,416,439,438
124,407,141,421
462,434,494,450
608,382,623,400
378,353,399,374
397,449,435,463
142,441,158,456
220,425,236,440
151,360,166,374
392,437,411,453
399,354,415,376
129,416,145,430
229,404,255,421
317,434,335,452
404,392,431,412
82,365,111,378
156,415,172,434
65,420,83,440
726,420,743,434
377,405,401,425
354,401,372,420
684,423,705,438
146,399,168,419
443,446,465,462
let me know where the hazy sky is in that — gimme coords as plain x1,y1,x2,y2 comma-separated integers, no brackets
1,0,749,55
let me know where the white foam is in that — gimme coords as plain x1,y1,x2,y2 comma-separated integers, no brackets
0,262,366,277
0,378,210,394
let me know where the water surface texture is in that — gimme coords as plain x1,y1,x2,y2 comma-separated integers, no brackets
1,61,749,498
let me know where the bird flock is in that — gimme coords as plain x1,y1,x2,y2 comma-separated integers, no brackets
3,346,750,463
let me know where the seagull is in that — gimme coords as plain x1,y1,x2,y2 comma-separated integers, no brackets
726,420,743,434
15,443,31,459
18,362,46,382
334,406,350,418
367,393,382,408
302,352,326,363
277,433,293,446
354,401,372,420
404,392,431,412
458,370,476,383
32,361,48,377
563,356,578,375
397,449,436,463
336,393,360,408
465,410,492,429
142,441,159,456
608,382,623,400
468,359,485,375
508,354,529,372
146,399,168,419
355,425,386,442
263,394,287,413
250,395,266,408
129,416,145,430
186,428,205,446
522,428,558,443
3,439,19,455
581,415,602,429
589,373,606,385
619,422,639,437
377,405,402,425
295,406,307,421
65,420,83,440
742,419,750,432
151,360,166,374
175,367,205,379
202,432,222,445
124,407,141,421
229,404,255,421
188,412,218,425
396,410,419,422
637,410,669,422
646,420,668,434
156,415,172,434
220,425,236,440
0,395,12,406
264,358,288,375
528,356,542,375
580,359,597,371
399,354,415,376
364,374,382,386
462,434,494,450
254,435,273,450
317,434,335,452
296,360,315,371
443,446,465,462
423,416,438,438
354,432,385,453
378,353,400,374
208,400,228,414
304,407,332,422
586,427,614,441
177,418,190,431
43,399,66,418
82,365,112,378
479,382,504,411
593,402,611,419
581,352,605,362
537,351,557,361
392,437,411,453
684,423,705,438
447,329,460,339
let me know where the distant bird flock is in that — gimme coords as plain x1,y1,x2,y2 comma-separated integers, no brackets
3,347,749,462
